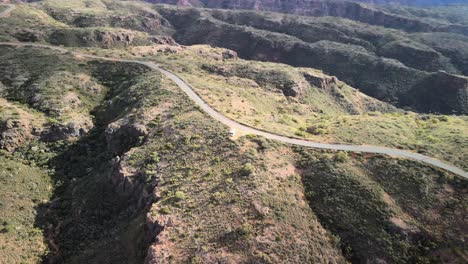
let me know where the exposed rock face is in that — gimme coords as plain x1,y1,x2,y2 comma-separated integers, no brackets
105,120,149,156
144,212,173,264
222,49,238,60
41,119,92,142
150,0,468,10
157,6,468,114
0,115,88,151
49,28,155,48
148,0,466,34
149,35,177,45
109,153,158,212
0,98,46,152
303,71,396,114
303,72,338,90
348,0,467,6
0,118,37,151
12,29,44,42
149,0,466,7
97,30,138,46
74,15,171,35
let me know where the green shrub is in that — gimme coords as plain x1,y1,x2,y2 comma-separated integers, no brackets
190,256,203,264
426,135,439,143
225,178,234,184
174,191,186,200
306,124,328,135
334,151,349,162
150,151,160,163
1,222,15,234
438,115,449,122
160,207,171,214
295,130,306,137
240,163,255,176
238,222,253,238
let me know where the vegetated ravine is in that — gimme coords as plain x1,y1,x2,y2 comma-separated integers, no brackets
2,40,466,178
0,2,467,264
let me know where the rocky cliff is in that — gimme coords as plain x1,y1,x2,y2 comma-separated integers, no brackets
147,0,468,8
146,0,468,34
351,0,468,6
156,6,468,114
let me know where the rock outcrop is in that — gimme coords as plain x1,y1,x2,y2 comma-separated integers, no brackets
0,99,45,152
148,0,467,7
109,152,158,212
41,119,93,142
303,71,338,90
156,6,468,114
149,35,177,45
49,28,155,48
144,210,173,264
0,118,38,151
105,119,149,156
344,0,467,6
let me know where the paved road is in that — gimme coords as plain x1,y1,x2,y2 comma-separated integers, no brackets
160,69,468,178
0,24,466,178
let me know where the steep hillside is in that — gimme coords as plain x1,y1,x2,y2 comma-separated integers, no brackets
297,148,468,263
0,45,163,263
353,0,467,6
147,0,468,9
146,0,468,34
0,44,349,264
0,1,467,264
0,1,174,47
2,1,467,114
154,5,468,114
106,44,464,169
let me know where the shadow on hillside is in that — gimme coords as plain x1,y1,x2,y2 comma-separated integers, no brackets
33,126,152,264
32,60,160,264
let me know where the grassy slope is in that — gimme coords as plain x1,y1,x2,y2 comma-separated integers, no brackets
0,45,105,127
64,39,467,168
41,0,174,45
0,45,160,263
0,45,348,263
0,154,52,264
3,1,467,112
0,3,69,42
152,5,468,114
108,44,465,170
130,78,347,263
0,1,467,264
0,43,341,263
297,148,468,263
0,1,165,48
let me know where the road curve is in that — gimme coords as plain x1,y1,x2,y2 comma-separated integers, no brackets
0,41,466,178
160,69,468,178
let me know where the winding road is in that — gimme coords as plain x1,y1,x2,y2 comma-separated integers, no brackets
161,69,468,178
0,5,467,179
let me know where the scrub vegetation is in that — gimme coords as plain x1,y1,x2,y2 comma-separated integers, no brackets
0,1,467,263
